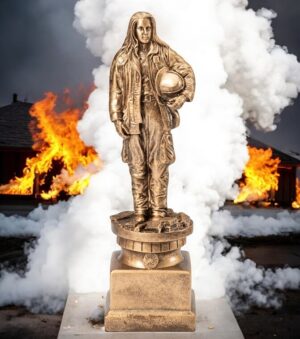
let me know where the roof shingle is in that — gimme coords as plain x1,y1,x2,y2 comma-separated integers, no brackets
0,101,33,148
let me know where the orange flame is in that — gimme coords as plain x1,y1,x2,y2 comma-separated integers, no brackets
0,90,101,199
234,146,280,204
292,178,300,209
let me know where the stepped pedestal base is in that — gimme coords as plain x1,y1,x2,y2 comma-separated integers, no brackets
105,251,196,332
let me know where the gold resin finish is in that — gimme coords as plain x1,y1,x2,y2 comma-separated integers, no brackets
105,251,196,332
105,11,196,332
111,210,192,269
109,11,195,222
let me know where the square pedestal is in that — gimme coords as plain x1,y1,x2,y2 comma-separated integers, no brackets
105,251,195,332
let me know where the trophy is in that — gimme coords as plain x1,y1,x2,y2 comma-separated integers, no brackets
105,11,196,332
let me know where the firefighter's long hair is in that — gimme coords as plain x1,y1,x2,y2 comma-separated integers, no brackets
121,12,168,57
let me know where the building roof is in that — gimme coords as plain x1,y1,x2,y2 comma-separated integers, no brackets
248,136,300,166
0,99,33,149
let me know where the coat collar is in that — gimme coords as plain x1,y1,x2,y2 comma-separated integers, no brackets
148,42,159,56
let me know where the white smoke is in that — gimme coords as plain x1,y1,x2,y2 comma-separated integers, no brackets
0,207,44,237
0,0,300,313
203,238,300,312
211,209,300,237
218,3,300,131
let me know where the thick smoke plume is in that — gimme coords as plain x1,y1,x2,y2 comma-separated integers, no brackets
0,0,300,313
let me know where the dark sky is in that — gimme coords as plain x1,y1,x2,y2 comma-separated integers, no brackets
0,0,299,153
0,0,97,106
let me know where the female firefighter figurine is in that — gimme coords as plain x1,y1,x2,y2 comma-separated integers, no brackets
109,12,195,226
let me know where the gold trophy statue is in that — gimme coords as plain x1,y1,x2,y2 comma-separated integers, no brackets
105,12,196,332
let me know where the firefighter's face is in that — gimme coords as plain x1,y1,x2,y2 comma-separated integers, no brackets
136,18,152,44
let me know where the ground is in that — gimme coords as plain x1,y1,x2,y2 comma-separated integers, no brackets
0,306,62,339
237,290,300,339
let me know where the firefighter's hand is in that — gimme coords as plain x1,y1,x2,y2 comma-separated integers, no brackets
167,95,186,111
114,120,129,139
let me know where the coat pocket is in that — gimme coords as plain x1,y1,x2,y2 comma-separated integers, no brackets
159,133,175,164
121,138,130,163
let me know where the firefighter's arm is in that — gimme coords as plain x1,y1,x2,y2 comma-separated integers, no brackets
109,57,124,122
109,56,128,138
168,48,196,102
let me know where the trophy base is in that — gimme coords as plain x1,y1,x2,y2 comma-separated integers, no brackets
105,251,196,332
105,305,195,332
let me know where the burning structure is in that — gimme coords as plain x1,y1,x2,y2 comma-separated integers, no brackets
0,92,100,201
0,94,34,187
0,94,299,209
234,137,300,208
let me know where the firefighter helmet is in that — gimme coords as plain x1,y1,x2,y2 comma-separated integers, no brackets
155,67,185,98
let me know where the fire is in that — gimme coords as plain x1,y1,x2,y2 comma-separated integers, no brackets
234,146,280,204
292,178,300,209
0,90,101,199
